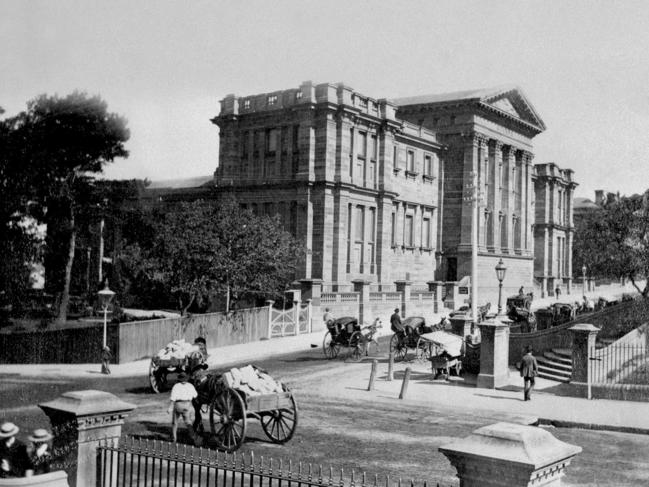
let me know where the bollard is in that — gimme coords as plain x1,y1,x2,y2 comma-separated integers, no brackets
387,352,394,381
367,359,378,391
399,367,411,399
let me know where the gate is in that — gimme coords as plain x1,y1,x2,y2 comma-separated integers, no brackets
270,304,311,337
97,438,446,487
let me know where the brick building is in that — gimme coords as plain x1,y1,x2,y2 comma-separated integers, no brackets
532,163,578,297
211,82,559,304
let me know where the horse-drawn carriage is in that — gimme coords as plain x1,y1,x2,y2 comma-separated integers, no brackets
322,317,381,361
389,316,439,362
192,366,298,452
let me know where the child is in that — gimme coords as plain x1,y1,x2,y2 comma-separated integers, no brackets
101,346,112,374
24,429,52,477
169,372,198,443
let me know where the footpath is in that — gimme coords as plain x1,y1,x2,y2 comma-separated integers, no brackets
2,329,649,436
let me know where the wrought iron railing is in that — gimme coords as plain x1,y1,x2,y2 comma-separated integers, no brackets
590,344,649,384
98,438,448,487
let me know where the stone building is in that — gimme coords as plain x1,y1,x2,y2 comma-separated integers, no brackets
394,86,546,302
213,81,445,289
532,163,578,297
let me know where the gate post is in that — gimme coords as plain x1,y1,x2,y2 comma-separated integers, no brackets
440,422,581,486
395,280,411,317
294,300,300,335
266,300,275,338
477,318,511,389
39,390,136,487
569,323,599,384
352,279,371,324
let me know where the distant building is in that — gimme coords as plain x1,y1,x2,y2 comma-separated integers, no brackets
533,163,578,297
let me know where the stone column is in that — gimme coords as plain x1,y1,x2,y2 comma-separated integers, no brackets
488,140,503,252
570,323,599,384
444,281,459,310
427,281,444,313
477,319,511,389
395,279,412,317
39,390,136,487
440,422,582,487
352,279,371,325
300,279,323,331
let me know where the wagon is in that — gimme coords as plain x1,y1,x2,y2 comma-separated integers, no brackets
389,316,437,362
322,316,381,361
194,372,298,452
149,350,205,393
418,330,465,379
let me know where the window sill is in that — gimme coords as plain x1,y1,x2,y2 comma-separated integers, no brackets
420,247,433,252
393,167,402,175
422,175,436,183
405,170,418,179
403,245,415,251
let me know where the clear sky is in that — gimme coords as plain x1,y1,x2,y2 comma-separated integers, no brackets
2,0,648,199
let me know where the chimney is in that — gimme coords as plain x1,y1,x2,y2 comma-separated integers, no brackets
594,190,604,204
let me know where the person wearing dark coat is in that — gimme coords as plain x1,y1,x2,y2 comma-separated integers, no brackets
519,346,539,401
390,308,404,334
0,422,29,478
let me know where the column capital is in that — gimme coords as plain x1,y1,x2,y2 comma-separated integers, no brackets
489,139,504,150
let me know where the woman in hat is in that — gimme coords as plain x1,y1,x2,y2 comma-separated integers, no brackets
25,429,53,477
0,422,28,478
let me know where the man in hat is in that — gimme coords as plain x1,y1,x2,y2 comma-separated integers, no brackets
0,422,28,478
25,429,52,477
519,346,539,401
168,372,198,443
390,308,404,334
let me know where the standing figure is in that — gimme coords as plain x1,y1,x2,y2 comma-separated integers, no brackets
101,346,112,375
519,346,539,401
168,372,198,443
390,308,404,333
0,422,28,478
24,429,52,477
519,286,525,296
555,286,561,299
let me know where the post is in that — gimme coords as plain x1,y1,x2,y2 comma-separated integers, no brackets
352,279,371,324
477,319,511,389
367,360,378,391
387,352,394,381
569,323,599,397
39,390,136,487
427,281,444,313
399,367,411,399
294,300,300,335
102,306,108,349
266,300,275,338
440,422,582,486
470,171,479,323
395,280,411,317
497,280,503,315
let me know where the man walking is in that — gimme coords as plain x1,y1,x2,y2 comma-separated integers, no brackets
519,346,539,401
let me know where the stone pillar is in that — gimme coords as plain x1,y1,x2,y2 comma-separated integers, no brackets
39,390,136,487
570,324,599,383
488,140,503,252
352,279,371,325
440,422,582,487
427,281,444,313
395,280,412,317
477,319,511,389
300,279,323,331
444,281,459,310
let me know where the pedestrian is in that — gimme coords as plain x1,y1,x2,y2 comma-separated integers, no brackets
168,372,198,443
555,286,561,299
24,429,53,477
519,346,539,401
101,346,112,375
519,286,525,296
390,308,404,333
0,422,28,478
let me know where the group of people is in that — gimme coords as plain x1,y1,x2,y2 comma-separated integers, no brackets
0,422,52,478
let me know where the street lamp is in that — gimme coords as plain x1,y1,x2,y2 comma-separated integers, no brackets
98,281,115,348
495,258,507,315
582,265,587,297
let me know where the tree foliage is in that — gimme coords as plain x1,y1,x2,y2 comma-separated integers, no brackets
573,191,649,297
119,195,305,313
2,92,129,323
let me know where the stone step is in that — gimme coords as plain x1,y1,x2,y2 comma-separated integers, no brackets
552,348,572,359
537,356,572,372
538,363,571,377
537,368,571,383
544,351,572,365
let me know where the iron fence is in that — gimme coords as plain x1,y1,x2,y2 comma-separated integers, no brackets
98,438,449,487
590,344,649,384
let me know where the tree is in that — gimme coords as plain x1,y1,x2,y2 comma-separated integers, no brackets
6,92,129,324
573,190,649,297
120,195,304,314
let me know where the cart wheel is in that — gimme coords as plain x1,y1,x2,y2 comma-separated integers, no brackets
148,359,164,393
323,331,341,359
209,388,247,452
389,334,407,362
261,393,298,444
348,331,364,361
415,338,432,363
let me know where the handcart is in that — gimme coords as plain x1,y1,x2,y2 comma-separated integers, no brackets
417,330,465,379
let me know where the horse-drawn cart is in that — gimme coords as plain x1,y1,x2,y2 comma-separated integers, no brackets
417,330,465,379
149,339,206,393
322,317,381,361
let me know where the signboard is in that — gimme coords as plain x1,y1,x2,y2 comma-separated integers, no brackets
459,287,469,295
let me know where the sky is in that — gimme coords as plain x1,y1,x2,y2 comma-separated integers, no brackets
2,0,649,199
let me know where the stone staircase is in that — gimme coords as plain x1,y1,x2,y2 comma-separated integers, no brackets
537,348,572,382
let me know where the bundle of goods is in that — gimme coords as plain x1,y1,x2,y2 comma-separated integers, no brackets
220,365,284,396
155,339,200,361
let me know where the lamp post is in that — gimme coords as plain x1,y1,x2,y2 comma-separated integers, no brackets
495,258,507,315
98,282,115,348
581,265,587,297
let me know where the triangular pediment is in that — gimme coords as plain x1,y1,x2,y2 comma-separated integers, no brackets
481,87,546,133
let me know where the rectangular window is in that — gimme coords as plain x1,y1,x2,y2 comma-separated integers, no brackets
422,217,431,248
243,99,251,110
404,214,413,247
266,129,278,153
292,125,299,151
424,155,432,175
358,132,367,158
267,95,278,105
391,212,396,246
295,91,303,100
368,208,375,243
370,135,377,160
407,151,415,172
280,127,288,153
355,206,365,242
242,131,249,157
